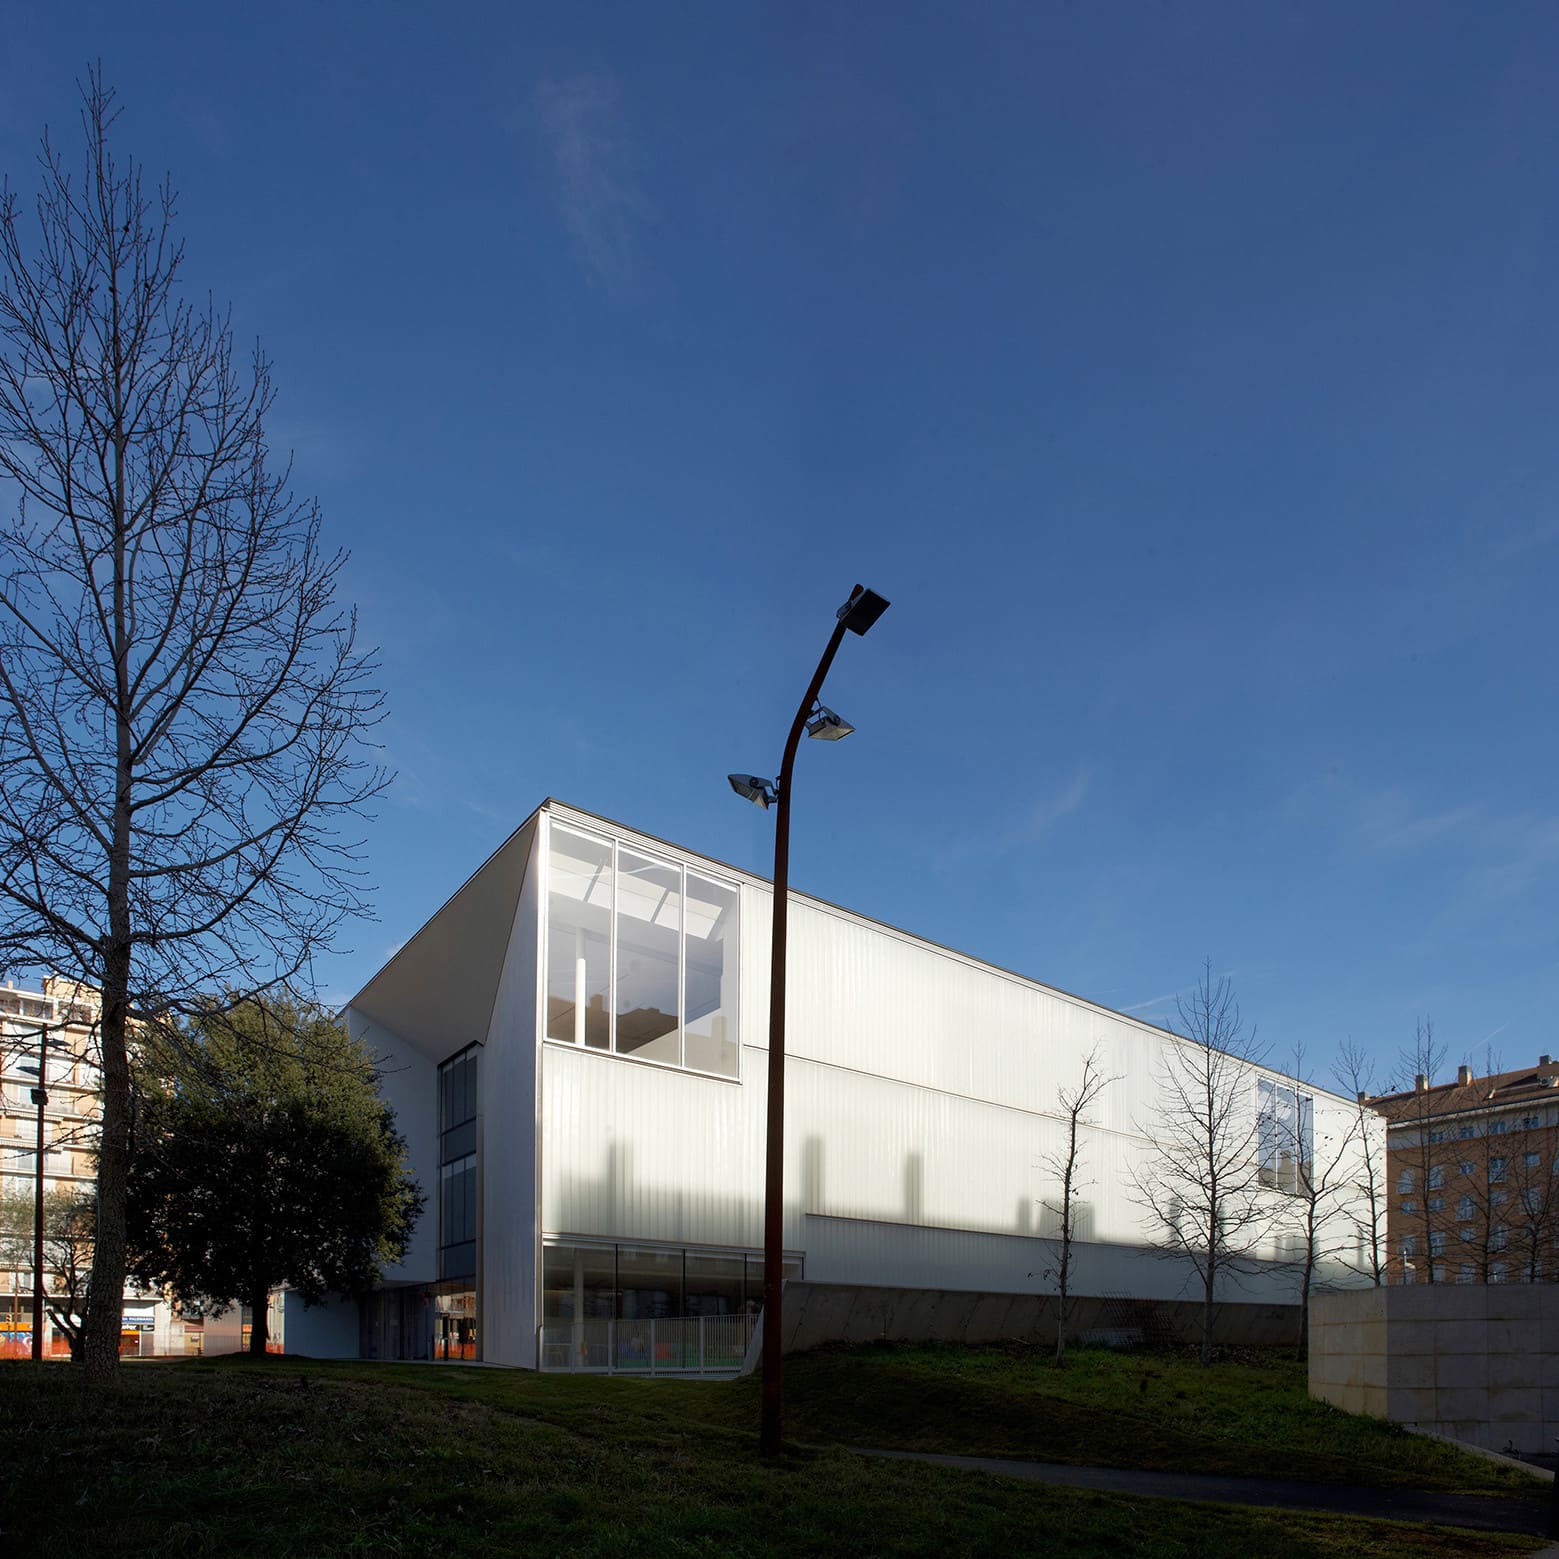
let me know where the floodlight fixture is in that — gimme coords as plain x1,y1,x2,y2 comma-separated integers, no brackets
805,705,854,741
837,583,890,637
727,773,778,810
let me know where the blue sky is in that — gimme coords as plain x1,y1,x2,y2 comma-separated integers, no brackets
6,3,1558,1089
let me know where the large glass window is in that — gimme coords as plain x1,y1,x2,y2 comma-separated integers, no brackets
685,874,739,1077
545,823,740,1078
616,850,682,1065
1257,1078,1312,1194
540,1242,793,1321
438,1049,479,1282
546,828,612,1050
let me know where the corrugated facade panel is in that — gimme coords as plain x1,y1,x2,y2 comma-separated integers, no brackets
541,1043,764,1251
534,808,1381,1314
480,825,540,1367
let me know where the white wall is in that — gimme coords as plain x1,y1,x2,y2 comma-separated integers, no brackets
481,829,541,1367
348,1010,438,1286
538,808,1382,1310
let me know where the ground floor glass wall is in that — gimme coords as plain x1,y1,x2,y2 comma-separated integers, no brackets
541,1241,797,1322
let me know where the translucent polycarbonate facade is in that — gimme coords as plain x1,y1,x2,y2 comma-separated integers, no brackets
345,799,1385,1371
543,820,739,1079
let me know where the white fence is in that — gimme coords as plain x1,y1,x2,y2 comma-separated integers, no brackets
538,1314,755,1376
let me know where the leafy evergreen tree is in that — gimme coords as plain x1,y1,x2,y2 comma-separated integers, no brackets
127,998,421,1355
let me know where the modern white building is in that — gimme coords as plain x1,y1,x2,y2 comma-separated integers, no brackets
306,799,1381,1367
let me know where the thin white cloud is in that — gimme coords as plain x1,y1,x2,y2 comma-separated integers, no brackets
1121,990,1182,1016
1016,769,1091,843
535,72,654,300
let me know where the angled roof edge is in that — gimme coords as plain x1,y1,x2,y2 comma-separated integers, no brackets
349,812,538,1056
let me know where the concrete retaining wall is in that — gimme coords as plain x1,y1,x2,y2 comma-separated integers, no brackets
777,1280,1300,1354
1310,1284,1559,1455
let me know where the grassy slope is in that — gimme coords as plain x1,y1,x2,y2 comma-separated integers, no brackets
0,1350,1540,1559
680,1343,1541,1494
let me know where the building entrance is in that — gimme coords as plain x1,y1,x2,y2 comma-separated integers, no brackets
434,1288,477,1360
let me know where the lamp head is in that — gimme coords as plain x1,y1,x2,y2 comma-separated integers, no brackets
805,705,854,741
837,583,890,636
727,773,778,810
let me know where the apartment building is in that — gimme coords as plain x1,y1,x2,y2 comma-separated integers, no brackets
1373,1057,1559,1286
0,977,194,1357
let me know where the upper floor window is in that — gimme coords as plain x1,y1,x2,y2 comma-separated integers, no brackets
1521,1115,1540,1130
1256,1078,1311,1193
1489,1120,1509,1136
1490,1157,1508,1183
1427,1164,1445,1189
1396,1169,1416,1195
545,822,740,1079
1458,1125,1475,1139
1524,1152,1541,1168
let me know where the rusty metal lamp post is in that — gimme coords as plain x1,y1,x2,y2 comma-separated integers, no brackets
26,1024,49,1362
727,582,889,1459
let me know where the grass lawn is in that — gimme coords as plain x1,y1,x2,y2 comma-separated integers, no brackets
0,1347,1542,1558
680,1342,1543,1494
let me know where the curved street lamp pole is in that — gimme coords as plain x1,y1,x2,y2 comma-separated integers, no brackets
733,583,889,1459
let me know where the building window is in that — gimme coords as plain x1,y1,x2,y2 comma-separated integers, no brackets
1427,1164,1445,1189
1456,1264,1475,1284
1460,1226,1475,1242
545,822,740,1080
1401,1198,1417,1213
1427,1196,1443,1212
1400,1235,1417,1258
1489,1263,1507,1284
1458,1160,1475,1176
1490,1157,1507,1183
1489,1120,1509,1136
1431,1264,1446,1283
1524,1152,1541,1168
1521,1115,1540,1130
1457,1195,1473,1219
1428,1129,1444,1144
1429,1231,1445,1257
438,1049,479,1282
1490,1225,1507,1251
1521,1188,1541,1214
1396,1169,1416,1196
1458,1125,1475,1140
540,1240,795,1323
1490,1190,1507,1206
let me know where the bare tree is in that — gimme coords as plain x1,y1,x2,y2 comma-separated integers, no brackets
1268,1041,1362,1359
1334,1039,1387,1287
0,77,387,1379
1131,960,1268,1366
1393,1019,1448,1283
1039,1042,1115,1367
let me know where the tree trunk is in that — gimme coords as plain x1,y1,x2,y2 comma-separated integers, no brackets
1200,1259,1215,1367
249,1284,270,1356
1055,1250,1068,1367
81,943,132,1380
1297,1261,1312,1361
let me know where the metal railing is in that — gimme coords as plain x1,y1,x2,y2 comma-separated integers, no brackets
539,1313,755,1376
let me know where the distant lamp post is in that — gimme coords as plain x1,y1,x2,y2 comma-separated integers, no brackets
728,582,889,1458
21,1025,49,1364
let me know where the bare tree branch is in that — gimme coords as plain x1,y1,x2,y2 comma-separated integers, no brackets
1130,959,1269,1365
0,73,390,1380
